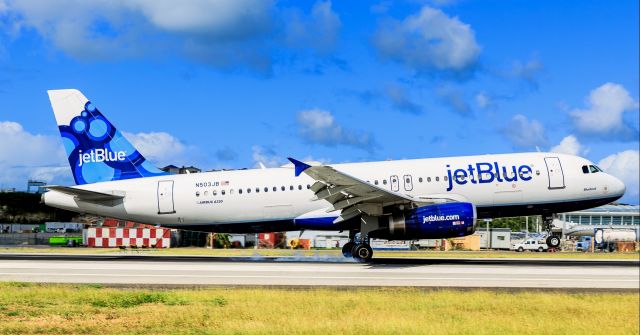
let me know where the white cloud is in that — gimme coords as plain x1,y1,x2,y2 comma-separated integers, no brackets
3,0,274,70
122,131,188,165
436,85,471,116
285,1,341,54
251,145,284,168
570,83,639,140
550,135,588,156
598,150,639,203
502,114,547,149
510,59,543,88
0,121,71,188
372,6,480,72
297,109,376,152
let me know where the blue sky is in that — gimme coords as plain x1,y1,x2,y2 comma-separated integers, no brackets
0,0,638,203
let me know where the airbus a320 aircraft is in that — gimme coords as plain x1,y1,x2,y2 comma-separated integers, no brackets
43,89,626,261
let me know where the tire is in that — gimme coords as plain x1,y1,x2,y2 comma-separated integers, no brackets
341,242,355,258
538,247,544,252
518,247,524,252
546,236,561,248
351,244,373,262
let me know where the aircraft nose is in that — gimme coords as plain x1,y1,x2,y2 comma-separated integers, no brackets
610,175,626,197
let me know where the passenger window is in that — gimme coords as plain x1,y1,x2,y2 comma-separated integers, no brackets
589,165,599,173
196,191,200,197
281,186,285,191
290,185,294,191
418,177,423,183
238,189,242,194
427,177,431,182
221,190,226,195
374,180,379,185
436,177,440,182
443,176,448,181
213,190,217,196
273,186,277,192
256,188,260,193
383,180,388,185
298,185,302,190
582,165,589,174
264,187,268,192
247,188,251,193
204,191,208,196
230,189,234,195
307,184,311,189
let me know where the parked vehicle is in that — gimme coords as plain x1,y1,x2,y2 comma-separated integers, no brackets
512,239,549,252
576,236,592,252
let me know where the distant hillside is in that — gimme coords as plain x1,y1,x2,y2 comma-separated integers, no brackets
0,192,76,224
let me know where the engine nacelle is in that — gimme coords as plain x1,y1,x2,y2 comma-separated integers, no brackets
378,202,476,240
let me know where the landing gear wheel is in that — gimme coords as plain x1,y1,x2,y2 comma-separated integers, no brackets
351,244,373,262
342,242,355,258
546,236,561,248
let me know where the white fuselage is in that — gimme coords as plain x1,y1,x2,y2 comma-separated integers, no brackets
43,152,625,231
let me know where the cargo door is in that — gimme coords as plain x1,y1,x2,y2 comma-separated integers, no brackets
157,180,176,214
544,157,565,189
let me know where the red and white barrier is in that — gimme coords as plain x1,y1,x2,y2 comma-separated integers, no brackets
84,227,171,248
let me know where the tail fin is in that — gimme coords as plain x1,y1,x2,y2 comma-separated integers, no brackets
48,89,167,185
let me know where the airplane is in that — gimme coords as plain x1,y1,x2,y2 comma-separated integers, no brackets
42,89,626,261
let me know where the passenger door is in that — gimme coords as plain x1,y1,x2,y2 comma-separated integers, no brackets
157,180,176,214
403,174,413,191
390,175,400,192
544,157,565,189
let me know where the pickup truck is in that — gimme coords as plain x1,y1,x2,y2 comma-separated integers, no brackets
512,239,549,252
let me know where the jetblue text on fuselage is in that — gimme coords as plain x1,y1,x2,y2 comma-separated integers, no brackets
78,149,126,167
446,162,533,191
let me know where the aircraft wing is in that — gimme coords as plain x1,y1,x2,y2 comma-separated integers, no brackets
288,158,464,223
45,186,125,202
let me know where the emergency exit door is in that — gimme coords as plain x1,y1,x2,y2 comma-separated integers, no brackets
157,180,176,214
544,157,565,189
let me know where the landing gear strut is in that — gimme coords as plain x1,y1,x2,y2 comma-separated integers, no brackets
543,214,561,249
343,215,379,262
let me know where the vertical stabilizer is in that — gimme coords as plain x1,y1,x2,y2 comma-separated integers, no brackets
48,89,167,185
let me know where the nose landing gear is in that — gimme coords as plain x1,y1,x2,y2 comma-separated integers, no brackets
543,214,561,249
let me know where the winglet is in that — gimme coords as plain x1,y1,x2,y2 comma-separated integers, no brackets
288,157,312,177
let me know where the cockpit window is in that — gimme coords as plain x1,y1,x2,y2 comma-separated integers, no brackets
589,165,600,173
582,165,589,174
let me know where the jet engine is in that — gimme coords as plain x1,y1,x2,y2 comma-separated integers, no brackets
378,202,476,240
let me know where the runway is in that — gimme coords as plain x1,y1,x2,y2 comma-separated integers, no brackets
0,254,638,290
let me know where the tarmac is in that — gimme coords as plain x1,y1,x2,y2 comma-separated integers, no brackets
0,253,638,290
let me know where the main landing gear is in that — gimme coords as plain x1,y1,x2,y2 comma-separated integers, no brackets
543,214,561,249
342,215,379,262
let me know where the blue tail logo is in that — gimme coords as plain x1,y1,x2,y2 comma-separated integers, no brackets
50,89,167,185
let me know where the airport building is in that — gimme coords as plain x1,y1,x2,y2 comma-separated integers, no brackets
560,204,639,226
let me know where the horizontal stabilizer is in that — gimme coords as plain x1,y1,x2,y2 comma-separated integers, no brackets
45,186,124,201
